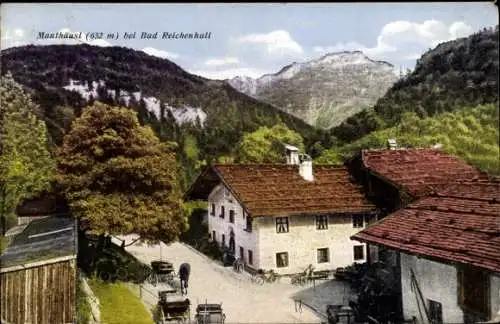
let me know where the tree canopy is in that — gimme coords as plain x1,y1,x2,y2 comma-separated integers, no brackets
318,103,499,175
236,123,305,163
56,102,187,243
0,74,56,231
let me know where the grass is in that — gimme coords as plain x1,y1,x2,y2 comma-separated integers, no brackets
76,275,92,324
89,278,153,324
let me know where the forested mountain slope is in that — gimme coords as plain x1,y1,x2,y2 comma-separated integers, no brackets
332,26,499,143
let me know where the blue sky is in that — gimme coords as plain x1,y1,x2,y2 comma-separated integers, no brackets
1,3,498,79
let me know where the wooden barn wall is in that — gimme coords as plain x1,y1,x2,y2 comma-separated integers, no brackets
0,259,76,324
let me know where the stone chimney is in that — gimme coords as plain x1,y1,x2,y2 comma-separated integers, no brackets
299,154,314,181
387,139,397,150
284,144,300,165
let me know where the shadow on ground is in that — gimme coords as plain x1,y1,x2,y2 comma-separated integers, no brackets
290,279,357,317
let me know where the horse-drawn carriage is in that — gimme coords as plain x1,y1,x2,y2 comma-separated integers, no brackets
150,260,176,286
155,289,191,323
194,303,226,324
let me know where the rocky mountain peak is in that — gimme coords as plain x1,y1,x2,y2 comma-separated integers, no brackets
228,51,398,129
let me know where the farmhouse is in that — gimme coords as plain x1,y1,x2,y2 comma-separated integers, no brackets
351,180,500,324
185,146,377,275
0,208,77,324
346,143,489,263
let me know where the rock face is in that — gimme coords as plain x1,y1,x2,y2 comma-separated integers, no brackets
229,51,399,129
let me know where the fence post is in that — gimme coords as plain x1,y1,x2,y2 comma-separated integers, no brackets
140,284,143,299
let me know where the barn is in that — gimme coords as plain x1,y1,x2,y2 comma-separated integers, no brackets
0,214,77,324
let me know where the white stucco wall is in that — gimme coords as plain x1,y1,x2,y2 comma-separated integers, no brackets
401,253,463,324
257,214,367,275
207,184,259,268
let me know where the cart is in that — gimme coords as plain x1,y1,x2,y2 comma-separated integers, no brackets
156,289,191,323
150,260,176,285
194,302,225,324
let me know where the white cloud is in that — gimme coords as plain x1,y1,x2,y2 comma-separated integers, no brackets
449,21,474,39
187,67,266,80
142,47,179,59
1,28,27,49
204,57,239,66
236,30,303,55
14,29,24,37
313,20,475,60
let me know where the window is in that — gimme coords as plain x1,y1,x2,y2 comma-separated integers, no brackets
245,216,252,232
353,215,364,228
220,206,225,219
222,234,225,247
316,215,328,230
212,231,216,242
317,248,329,263
428,299,443,324
354,245,365,260
248,250,253,266
276,217,289,233
239,246,245,261
229,210,235,223
458,266,488,318
210,203,215,216
276,252,289,268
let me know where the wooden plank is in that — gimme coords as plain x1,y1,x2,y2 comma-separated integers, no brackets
38,266,44,324
32,267,37,324
48,263,54,324
0,274,5,322
19,269,26,323
69,260,76,323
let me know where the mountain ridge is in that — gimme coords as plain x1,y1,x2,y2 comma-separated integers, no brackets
228,50,398,129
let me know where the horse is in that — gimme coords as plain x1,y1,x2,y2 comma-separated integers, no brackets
178,263,191,295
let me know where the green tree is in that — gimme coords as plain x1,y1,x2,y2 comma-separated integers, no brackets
56,102,187,243
237,123,305,163
0,74,56,233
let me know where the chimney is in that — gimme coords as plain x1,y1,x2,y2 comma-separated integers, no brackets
299,154,314,181
284,144,300,165
387,139,397,150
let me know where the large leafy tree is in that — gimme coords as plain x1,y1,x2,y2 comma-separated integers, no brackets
0,74,56,233
56,102,187,243
237,122,305,163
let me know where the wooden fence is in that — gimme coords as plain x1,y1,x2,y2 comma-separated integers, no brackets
0,256,76,324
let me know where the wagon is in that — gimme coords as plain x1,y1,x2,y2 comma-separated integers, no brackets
150,260,176,285
156,289,191,323
194,303,225,324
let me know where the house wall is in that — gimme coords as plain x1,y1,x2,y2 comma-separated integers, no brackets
0,258,77,324
257,214,368,275
491,274,500,319
400,253,463,324
18,215,49,226
207,184,259,268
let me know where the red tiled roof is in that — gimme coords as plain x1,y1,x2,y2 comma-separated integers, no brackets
188,164,376,217
361,148,488,199
352,181,500,272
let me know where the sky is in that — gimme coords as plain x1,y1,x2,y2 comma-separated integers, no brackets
1,3,498,80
